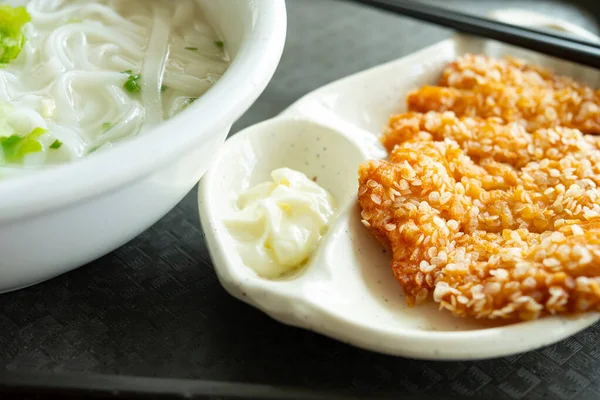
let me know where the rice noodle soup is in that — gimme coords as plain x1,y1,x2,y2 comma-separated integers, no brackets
0,0,230,171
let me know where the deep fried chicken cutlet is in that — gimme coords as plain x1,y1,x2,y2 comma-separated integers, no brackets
383,112,600,171
407,55,600,134
358,112,600,320
439,54,588,91
407,84,600,134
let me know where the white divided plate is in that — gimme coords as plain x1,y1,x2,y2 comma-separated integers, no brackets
199,22,600,360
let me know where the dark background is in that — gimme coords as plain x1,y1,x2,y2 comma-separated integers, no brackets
2,1,600,399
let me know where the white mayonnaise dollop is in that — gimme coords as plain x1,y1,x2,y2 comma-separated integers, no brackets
225,167,336,278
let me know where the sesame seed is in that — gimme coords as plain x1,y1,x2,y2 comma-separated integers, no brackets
370,194,382,205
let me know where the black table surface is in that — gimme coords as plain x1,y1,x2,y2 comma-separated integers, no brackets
3,1,600,399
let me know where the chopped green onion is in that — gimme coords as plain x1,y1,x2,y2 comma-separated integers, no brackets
0,6,31,64
0,135,20,147
123,73,141,93
121,69,133,75
0,127,47,163
161,84,167,93
50,139,62,149
102,122,113,131
214,40,224,49
185,46,198,51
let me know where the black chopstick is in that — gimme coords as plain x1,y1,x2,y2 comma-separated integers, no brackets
347,0,600,69
385,0,600,50
0,370,375,400
0,370,457,400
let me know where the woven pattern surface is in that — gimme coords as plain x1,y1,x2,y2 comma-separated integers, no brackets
2,1,600,398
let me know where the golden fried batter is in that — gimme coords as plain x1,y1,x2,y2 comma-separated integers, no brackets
407,54,600,134
358,111,600,320
439,54,585,90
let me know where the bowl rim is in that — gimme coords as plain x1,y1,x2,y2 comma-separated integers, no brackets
0,0,287,222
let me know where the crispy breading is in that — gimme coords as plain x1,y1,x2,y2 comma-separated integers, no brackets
439,54,583,90
407,84,600,134
383,111,600,171
407,54,600,134
358,111,600,320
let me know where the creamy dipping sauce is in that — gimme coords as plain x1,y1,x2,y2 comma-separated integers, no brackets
225,168,336,278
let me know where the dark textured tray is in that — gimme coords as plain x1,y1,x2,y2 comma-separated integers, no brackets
3,1,600,399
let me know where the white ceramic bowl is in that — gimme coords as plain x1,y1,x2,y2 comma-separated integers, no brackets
0,0,287,293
